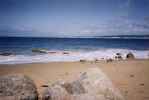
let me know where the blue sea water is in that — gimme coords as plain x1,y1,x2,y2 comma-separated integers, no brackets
0,37,149,54
0,36,149,64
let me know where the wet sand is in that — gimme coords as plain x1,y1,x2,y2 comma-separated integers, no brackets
0,60,149,100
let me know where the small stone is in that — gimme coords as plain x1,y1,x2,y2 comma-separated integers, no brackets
129,74,134,77
124,90,128,94
41,85,49,87
80,59,86,62
140,83,144,86
106,58,113,63
116,53,121,56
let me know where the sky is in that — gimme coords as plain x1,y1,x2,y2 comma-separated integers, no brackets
0,0,149,37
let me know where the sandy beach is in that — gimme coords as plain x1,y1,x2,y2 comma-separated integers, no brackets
0,60,149,100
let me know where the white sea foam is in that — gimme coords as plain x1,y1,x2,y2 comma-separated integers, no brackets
0,49,149,64
95,37,149,39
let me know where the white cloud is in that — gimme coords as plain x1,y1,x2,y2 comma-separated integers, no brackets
0,16,149,37
78,17,149,36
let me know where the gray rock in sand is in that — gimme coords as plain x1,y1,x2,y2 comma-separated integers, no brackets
0,74,38,100
42,67,125,100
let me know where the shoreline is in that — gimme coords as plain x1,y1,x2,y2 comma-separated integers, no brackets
0,48,149,64
0,58,148,65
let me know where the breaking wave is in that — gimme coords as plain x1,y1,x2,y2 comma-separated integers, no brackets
0,49,149,64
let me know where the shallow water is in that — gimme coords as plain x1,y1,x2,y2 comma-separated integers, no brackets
0,37,149,64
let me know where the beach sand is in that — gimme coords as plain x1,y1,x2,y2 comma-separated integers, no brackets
0,60,149,100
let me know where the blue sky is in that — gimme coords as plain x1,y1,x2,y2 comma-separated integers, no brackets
0,0,149,37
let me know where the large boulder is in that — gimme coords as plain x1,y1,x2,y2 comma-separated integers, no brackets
126,52,135,59
41,67,124,100
0,74,38,100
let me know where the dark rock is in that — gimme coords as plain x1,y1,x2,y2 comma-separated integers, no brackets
48,51,57,54
63,52,69,54
115,55,123,60
79,59,86,62
0,52,13,56
32,48,48,53
118,55,122,59
115,53,123,60
124,90,128,94
41,85,49,87
126,52,135,59
101,58,104,60
94,58,99,62
106,58,113,63
116,53,121,56
129,74,134,77
140,83,144,86
0,74,38,100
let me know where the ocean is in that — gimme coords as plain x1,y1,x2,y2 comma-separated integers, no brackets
0,36,149,64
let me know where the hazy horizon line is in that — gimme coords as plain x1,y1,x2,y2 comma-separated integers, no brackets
0,34,149,39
